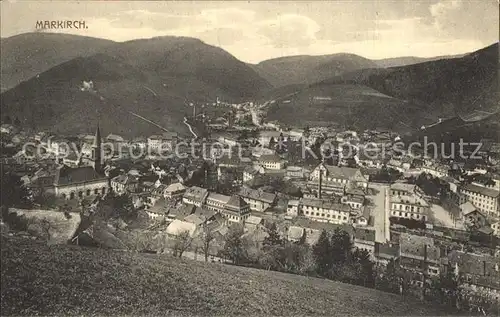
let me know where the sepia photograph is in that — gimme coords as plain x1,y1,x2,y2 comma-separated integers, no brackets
0,0,499,315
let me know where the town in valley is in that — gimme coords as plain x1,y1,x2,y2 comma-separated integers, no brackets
1,0,499,316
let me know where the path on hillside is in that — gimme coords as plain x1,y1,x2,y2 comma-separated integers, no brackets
183,117,198,138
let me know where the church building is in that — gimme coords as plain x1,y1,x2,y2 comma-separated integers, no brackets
49,125,109,200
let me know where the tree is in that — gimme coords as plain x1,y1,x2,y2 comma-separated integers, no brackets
3,115,12,124
133,231,153,252
427,269,460,311
40,218,52,242
344,248,375,287
312,230,331,277
260,223,285,270
13,117,21,127
263,223,283,247
173,230,193,258
268,137,276,149
222,224,246,265
377,259,402,294
0,172,31,208
201,226,215,262
113,194,136,220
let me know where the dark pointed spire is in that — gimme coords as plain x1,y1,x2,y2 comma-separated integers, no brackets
92,123,103,174
93,123,101,148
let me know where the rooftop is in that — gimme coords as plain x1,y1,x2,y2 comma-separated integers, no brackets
225,195,249,213
207,192,231,204
183,186,209,201
238,187,276,204
391,195,429,207
353,228,376,243
165,182,186,193
300,198,352,213
259,154,282,163
459,201,477,215
53,165,106,186
288,226,305,240
462,183,500,198
319,164,367,182
245,215,263,226
390,183,416,193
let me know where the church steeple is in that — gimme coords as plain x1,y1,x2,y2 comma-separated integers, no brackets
93,124,101,148
92,123,102,173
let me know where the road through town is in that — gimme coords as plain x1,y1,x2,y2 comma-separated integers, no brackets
368,183,390,243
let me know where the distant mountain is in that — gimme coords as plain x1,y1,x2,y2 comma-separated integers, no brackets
105,36,271,100
0,34,272,137
373,54,466,68
265,83,426,133
264,43,498,132
321,43,499,117
251,53,377,87
0,33,115,92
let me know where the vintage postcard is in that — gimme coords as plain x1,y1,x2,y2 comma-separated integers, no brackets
1,0,499,316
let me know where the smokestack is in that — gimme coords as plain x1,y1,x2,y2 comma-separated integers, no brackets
318,166,323,199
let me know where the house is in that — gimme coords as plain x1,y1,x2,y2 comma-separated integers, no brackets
287,226,305,242
353,215,369,227
399,233,441,279
182,186,209,207
492,220,500,237
459,202,488,228
390,194,429,221
50,165,109,200
353,228,376,259
217,135,238,147
205,192,231,212
220,195,251,224
286,200,300,217
166,204,196,222
164,183,186,199
447,250,500,300
390,183,417,196
46,138,71,156
251,146,275,158
300,198,352,224
80,143,94,160
441,176,460,193
106,134,125,143
309,164,368,195
12,150,35,165
0,124,15,134
183,214,205,227
341,192,364,210
147,134,176,153
258,154,284,170
166,219,198,237
374,242,399,266
244,215,264,232
286,166,304,179
289,128,304,139
238,187,276,212
420,163,450,178
192,206,218,224
145,197,170,220
258,130,285,146
290,217,353,245
27,168,56,196
111,174,139,195
459,183,500,218
243,165,262,183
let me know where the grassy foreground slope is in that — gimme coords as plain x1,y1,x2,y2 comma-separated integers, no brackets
1,235,445,316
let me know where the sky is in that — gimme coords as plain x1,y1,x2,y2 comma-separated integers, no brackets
1,0,498,63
